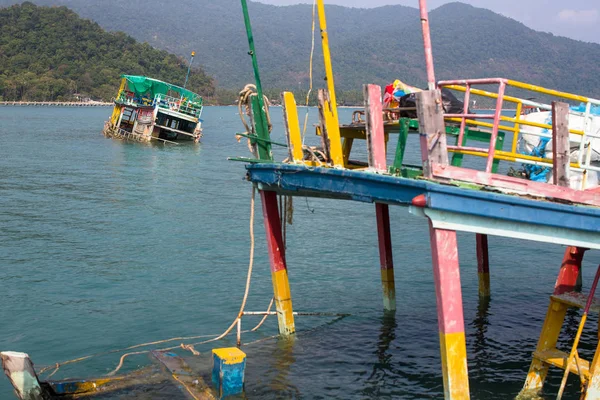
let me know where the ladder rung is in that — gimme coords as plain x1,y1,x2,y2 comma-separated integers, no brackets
551,292,600,313
533,349,590,379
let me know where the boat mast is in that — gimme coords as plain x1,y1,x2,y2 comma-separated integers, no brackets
183,51,195,89
240,0,272,160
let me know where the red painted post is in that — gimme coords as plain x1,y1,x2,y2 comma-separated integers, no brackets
554,246,587,295
376,203,396,311
428,221,470,399
476,234,490,298
260,190,295,335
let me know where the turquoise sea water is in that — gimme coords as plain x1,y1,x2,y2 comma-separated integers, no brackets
1,106,599,399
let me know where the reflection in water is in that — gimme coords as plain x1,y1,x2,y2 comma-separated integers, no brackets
471,296,491,368
268,337,300,399
361,311,398,398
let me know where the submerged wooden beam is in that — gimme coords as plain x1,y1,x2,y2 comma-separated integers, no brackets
151,351,215,400
1,352,45,400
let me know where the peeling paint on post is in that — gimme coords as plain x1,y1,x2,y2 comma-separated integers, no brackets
376,203,396,312
428,222,470,399
554,247,587,295
260,190,295,335
476,234,490,298
1,352,44,400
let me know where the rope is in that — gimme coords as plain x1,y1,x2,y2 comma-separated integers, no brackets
301,0,317,144
172,374,202,400
236,84,273,156
251,298,274,332
106,186,258,376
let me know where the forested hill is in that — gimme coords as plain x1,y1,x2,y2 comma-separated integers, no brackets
0,3,214,101
2,0,600,102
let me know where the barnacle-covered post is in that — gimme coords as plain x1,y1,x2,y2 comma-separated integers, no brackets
240,0,295,336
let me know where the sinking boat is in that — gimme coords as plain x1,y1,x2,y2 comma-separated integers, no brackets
103,75,204,144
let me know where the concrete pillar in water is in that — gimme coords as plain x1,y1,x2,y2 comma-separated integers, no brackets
260,190,295,336
428,222,470,399
376,203,396,311
554,246,587,295
212,347,246,398
476,234,490,298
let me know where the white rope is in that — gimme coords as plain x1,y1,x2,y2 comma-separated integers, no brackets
301,0,317,145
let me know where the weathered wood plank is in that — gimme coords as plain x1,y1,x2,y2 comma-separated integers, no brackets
281,92,304,163
416,90,449,178
151,351,215,400
364,84,386,172
1,352,45,400
552,101,571,187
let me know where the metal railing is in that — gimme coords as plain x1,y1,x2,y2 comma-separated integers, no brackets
153,94,203,119
437,78,600,175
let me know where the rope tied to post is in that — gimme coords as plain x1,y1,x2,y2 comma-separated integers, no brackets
236,84,273,156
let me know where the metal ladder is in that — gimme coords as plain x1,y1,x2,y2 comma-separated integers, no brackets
521,265,600,399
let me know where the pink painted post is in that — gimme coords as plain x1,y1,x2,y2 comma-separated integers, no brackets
376,203,396,311
476,234,490,298
364,84,386,172
486,81,506,173
428,221,470,398
457,84,471,147
419,0,436,90
554,247,587,295
364,84,396,310
260,190,295,335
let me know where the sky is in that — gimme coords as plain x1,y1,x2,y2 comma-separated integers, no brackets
256,0,600,44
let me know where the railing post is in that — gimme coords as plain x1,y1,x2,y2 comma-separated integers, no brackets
416,90,449,178
552,101,571,187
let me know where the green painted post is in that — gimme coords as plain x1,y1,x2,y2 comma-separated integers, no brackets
240,0,272,161
391,118,410,174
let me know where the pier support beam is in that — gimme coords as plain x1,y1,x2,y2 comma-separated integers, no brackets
554,246,587,295
376,203,396,312
260,190,295,336
1,352,44,400
428,222,470,399
476,234,490,298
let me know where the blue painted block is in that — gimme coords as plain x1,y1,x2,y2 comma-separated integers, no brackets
212,347,246,398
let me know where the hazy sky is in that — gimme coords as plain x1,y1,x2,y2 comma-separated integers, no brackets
255,0,600,44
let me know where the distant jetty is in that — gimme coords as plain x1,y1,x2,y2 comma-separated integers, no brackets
0,101,112,107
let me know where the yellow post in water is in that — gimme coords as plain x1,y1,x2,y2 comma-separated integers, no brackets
110,78,127,125
317,0,344,167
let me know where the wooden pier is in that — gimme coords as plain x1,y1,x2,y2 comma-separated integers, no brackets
233,0,600,399
0,101,112,107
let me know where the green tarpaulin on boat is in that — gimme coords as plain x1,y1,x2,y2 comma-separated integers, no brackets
122,75,202,104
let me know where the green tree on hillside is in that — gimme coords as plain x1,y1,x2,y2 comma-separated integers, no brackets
0,2,215,101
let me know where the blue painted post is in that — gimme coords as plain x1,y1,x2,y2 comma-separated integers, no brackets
212,348,246,398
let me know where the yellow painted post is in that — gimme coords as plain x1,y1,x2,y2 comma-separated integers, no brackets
521,300,568,395
584,342,600,399
281,92,304,163
316,0,344,167
512,102,523,154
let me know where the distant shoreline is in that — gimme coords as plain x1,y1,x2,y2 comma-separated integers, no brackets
0,101,112,107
